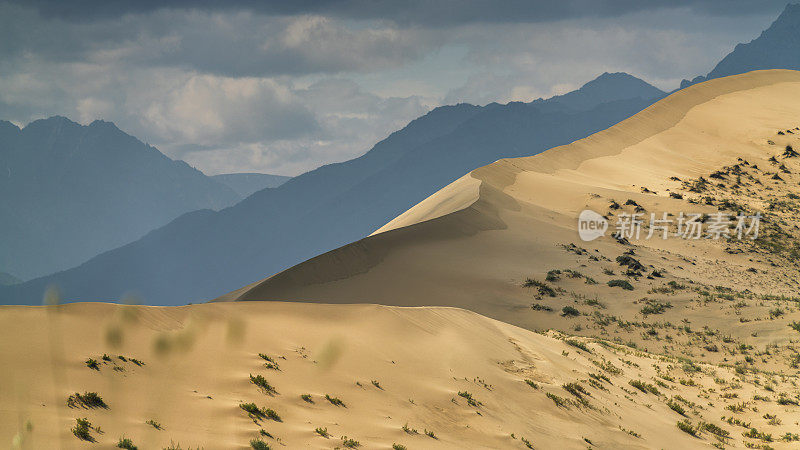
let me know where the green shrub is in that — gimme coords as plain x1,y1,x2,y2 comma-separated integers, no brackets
250,374,278,395
524,379,539,389
458,391,481,407
607,279,633,290
562,382,590,401
240,402,263,419
561,306,580,317
629,380,659,395
67,392,108,409
250,438,271,450
264,408,281,422
117,436,137,449
315,427,329,437
301,394,313,403
240,402,280,421
546,392,570,408
667,399,685,416
676,420,698,436
565,339,590,352
342,436,360,447
523,278,557,297
702,422,729,438
85,358,100,370
146,419,162,430
640,299,672,315
392,444,407,450
258,353,280,370
530,303,553,312
325,394,345,407
72,418,94,441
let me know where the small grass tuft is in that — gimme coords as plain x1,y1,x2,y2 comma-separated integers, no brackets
67,392,108,409
565,339,591,352
258,353,280,370
457,391,481,407
250,438,271,450
325,394,345,407
341,436,360,448
629,380,659,395
72,418,94,441
250,374,278,395
677,419,698,437
523,278,557,297
85,358,100,370
117,436,137,449
561,306,580,317
607,279,634,290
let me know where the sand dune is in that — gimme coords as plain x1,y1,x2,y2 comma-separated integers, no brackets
230,70,800,308
6,70,800,449
5,301,797,449
213,70,800,447
226,71,800,350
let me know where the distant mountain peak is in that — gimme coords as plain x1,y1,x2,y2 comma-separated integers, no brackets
547,71,665,111
0,120,20,134
682,3,800,87
22,115,81,132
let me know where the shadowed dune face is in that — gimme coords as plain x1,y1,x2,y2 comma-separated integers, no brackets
4,302,797,449
230,70,800,320
225,70,800,397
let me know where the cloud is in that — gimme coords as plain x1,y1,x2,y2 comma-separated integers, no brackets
0,4,441,78
11,0,792,24
442,9,779,104
177,78,429,175
0,0,790,177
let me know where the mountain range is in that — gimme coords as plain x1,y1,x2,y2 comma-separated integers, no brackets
0,117,241,280
4,4,800,306
0,73,665,305
6,70,800,450
681,3,800,87
211,173,291,198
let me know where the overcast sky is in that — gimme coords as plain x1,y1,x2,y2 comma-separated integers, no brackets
0,1,790,175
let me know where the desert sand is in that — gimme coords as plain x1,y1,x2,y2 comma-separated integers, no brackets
4,301,798,449
5,70,800,449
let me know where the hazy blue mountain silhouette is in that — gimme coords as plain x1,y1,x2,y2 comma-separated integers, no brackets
681,3,800,88
0,73,665,305
0,272,20,286
542,72,665,111
212,173,292,198
0,116,240,279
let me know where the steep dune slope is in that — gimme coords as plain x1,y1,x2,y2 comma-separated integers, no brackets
229,71,800,380
4,302,796,449
232,70,800,309
1,74,663,306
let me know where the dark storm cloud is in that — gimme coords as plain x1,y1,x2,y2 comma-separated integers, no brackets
11,0,793,24
0,3,441,77
0,0,791,175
